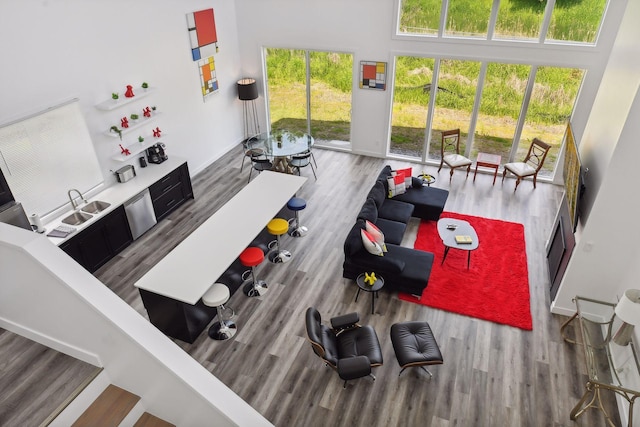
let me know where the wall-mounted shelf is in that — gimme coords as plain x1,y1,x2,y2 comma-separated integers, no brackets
105,113,162,138
112,136,167,161
95,87,156,111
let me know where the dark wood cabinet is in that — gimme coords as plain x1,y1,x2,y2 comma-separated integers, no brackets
0,168,15,206
60,205,133,273
149,162,193,221
60,162,192,273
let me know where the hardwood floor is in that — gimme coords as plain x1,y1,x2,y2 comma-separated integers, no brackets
0,329,100,426
91,146,617,426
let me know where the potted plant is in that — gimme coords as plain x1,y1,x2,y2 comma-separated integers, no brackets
138,136,144,143
110,126,122,140
141,82,149,91
130,113,139,121
111,93,119,103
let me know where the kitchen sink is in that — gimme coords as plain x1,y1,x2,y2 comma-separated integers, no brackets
61,211,93,225
81,200,111,214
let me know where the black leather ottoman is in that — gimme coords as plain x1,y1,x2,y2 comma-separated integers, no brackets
390,321,443,377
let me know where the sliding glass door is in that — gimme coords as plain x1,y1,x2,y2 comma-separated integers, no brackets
265,48,352,149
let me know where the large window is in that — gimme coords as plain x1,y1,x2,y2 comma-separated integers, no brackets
265,48,352,148
399,0,609,44
389,56,585,177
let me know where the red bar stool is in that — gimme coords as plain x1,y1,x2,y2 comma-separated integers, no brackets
267,218,291,263
240,246,268,297
202,283,237,340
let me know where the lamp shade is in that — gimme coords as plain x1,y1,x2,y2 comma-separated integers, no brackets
615,289,640,325
237,78,258,101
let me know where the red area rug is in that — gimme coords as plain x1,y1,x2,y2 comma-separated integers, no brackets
399,212,532,330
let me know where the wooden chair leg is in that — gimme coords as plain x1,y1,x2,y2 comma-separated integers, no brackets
533,173,537,188
438,160,444,173
449,168,454,181
466,164,470,177
514,177,521,191
502,169,507,182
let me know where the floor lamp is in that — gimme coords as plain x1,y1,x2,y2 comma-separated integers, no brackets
237,78,260,140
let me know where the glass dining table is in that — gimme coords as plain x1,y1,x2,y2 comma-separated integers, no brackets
246,131,314,173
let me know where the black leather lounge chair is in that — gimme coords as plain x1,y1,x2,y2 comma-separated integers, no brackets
304,307,383,388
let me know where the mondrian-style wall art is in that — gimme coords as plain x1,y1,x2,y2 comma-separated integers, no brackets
198,56,219,101
186,8,218,61
359,61,387,91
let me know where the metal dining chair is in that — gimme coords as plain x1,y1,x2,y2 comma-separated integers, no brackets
288,150,317,180
247,153,273,183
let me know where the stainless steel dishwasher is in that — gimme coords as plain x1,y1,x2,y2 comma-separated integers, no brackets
124,188,157,240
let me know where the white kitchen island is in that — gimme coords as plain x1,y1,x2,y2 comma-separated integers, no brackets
134,171,306,343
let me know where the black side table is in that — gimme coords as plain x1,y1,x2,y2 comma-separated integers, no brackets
355,273,385,314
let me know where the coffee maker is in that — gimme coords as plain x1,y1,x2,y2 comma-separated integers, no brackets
146,143,168,164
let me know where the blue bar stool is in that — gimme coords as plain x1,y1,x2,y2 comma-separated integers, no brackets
287,197,308,237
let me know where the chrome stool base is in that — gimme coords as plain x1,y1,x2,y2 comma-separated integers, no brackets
244,280,269,297
269,250,292,263
289,226,308,237
208,320,237,340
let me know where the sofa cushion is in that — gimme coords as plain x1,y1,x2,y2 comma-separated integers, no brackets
344,220,366,256
385,244,434,293
377,165,393,182
378,199,414,224
375,218,406,246
392,186,449,221
357,198,378,223
367,181,386,210
349,249,405,273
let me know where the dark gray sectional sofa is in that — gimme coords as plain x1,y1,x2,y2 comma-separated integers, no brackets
343,165,449,296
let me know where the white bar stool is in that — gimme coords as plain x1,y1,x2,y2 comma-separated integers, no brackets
202,283,236,340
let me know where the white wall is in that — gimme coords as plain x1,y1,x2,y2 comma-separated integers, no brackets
552,0,640,314
0,0,244,185
0,223,271,426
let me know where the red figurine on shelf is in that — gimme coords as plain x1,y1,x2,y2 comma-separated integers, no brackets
124,85,135,98
143,106,151,118
119,144,131,156
120,117,129,128
153,127,162,138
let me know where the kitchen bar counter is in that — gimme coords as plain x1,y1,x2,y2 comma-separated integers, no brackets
45,156,188,246
133,171,306,343
134,171,306,304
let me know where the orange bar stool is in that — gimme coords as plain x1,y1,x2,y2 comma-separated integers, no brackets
202,283,236,340
267,218,292,263
240,246,268,297
287,197,308,237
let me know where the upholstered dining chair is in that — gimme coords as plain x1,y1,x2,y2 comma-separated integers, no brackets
502,138,551,191
438,129,472,180
305,307,383,388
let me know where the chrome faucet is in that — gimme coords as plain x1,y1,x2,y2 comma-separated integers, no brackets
68,189,88,210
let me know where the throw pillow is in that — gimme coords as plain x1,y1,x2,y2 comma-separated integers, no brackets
387,173,406,198
361,229,384,256
396,167,412,188
365,220,387,252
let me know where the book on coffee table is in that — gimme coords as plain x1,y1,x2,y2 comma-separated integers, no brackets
455,235,473,244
